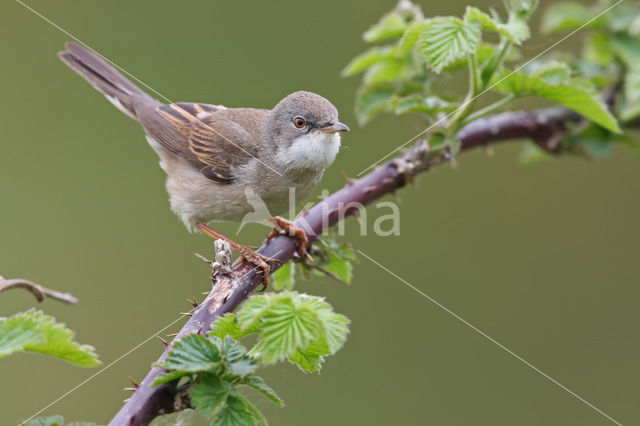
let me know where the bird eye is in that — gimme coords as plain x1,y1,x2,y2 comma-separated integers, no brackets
293,116,306,128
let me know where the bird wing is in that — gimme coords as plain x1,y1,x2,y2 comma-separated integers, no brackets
141,102,265,183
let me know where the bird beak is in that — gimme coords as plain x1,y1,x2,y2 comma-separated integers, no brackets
320,120,350,133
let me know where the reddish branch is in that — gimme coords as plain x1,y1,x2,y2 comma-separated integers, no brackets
109,106,581,425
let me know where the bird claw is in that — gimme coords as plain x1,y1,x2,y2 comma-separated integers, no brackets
267,217,313,263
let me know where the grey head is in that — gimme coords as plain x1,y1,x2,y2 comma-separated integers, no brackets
265,91,349,147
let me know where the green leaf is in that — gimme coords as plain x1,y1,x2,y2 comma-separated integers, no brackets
238,397,267,426
418,17,481,73
272,261,295,291
355,83,395,125
583,32,613,66
540,2,595,35
221,336,257,377
518,142,550,165
249,295,319,364
209,313,257,340
363,57,411,85
191,373,232,418
342,46,394,77
288,339,330,373
495,70,620,133
530,61,571,84
236,296,271,331
241,376,284,407
397,21,429,55
149,409,207,426
464,6,528,44
0,310,100,367
162,334,222,373
212,395,256,426
322,244,355,284
27,416,65,426
610,35,640,122
364,12,409,42
393,95,454,115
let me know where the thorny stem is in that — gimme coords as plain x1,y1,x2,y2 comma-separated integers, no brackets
110,105,583,425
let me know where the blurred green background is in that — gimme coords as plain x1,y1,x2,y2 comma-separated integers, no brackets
1,0,638,425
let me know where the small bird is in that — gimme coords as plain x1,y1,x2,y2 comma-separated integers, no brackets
58,42,349,281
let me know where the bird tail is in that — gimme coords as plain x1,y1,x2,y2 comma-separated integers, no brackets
58,42,153,119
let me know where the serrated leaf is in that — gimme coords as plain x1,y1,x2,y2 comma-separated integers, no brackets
162,334,222,373
222,336,257,377
237,296,271,331
530,61,571,84
191,373,231,418
464,6,528,44
0,310,100,367
288,339,330,373
364,12,409,42
342,46,395,77
249,295,319,364
355,83,395,125
241,376,284,407
209,313,257,340
272,261,295,291
323,250,354,285
540,2,596,35
212,395,256,426
418,17,481,73
495,70,620,133
238,397,267,426
319,312,349,354
151,369,193,386
27,416,65,426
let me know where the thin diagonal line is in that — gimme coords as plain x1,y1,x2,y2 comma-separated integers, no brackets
14,0,283,177
356,249,623,425
356,0,624,176
18,256,277,425
17,312,190,426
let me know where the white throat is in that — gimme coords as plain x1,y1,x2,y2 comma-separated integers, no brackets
277,132,341,171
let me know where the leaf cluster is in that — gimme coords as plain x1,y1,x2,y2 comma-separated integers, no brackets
271,235,357,291
343,0,640,159
154,291,348,424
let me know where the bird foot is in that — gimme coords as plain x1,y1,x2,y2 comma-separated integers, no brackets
196,223,273,290
266,217,313,263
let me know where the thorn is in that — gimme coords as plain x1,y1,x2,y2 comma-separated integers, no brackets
128,376,139,388
341,171,355,186
156,335,169,346
196,325,204,335
179,312,193,317
123,398,130,403
194,253,211,264
202,290,210,295
352,209,362,225
167,332,178,337
485,144,494,157
124,387,137,392
187,297,199,308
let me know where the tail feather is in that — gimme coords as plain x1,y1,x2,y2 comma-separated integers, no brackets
58,42,151,119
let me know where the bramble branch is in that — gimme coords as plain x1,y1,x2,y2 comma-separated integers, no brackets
110,105,585,425
0,275,78,304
